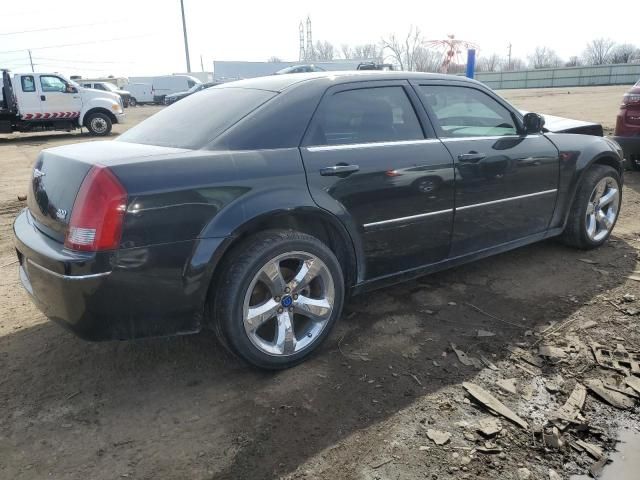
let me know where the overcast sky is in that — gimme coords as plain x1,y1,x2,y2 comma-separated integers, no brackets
1,0,635,78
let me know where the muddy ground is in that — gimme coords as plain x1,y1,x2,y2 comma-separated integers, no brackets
1,87,639,480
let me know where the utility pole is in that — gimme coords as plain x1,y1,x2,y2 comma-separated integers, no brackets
28,50,34,72
200,54,204,72
180,0,191,72
507,43,512,70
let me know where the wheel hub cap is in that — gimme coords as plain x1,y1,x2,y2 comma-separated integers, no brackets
585,176,619,242
243,251,335,357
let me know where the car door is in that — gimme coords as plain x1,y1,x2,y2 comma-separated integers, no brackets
39,75,82,119
414,82,560,257
300,81,455,279
15,74,42,120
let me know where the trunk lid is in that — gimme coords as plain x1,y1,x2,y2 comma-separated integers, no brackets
27,141,189,242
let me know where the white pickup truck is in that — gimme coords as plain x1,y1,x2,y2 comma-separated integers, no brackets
0,70,125,136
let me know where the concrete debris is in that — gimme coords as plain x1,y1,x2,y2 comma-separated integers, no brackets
585,379,636,410
548,469,561,480
426,429,451,446
622,293,636,302
480,355,499,371
463,382,529,429
538,344,567,360
509,347,544,368
545,375,564,394
625,375,640,395
477,329,496,337
451,343,481,368
476,417,502,437
476,442,503,454
591,343,640,375
589,456,608,478
496,378,518,395
574,439,604,460
517,467,532,480
579,320,598,330
542,427,564,449
550,383,586,431
578,258,598,264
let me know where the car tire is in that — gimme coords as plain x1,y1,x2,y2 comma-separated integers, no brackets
561,164,622,249
211,230,345,369
84,112,112,136
129,97,137,107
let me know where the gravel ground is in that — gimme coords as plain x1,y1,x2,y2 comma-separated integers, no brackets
1,88,639,480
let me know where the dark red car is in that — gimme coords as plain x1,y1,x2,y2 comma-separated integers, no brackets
614,80,640,169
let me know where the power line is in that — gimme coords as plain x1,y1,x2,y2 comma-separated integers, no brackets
0,33,160,55
33,57,135,64
0,21,119,37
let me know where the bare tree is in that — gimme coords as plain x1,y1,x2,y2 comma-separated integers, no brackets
583,38,615,65
565,56,581,67
381,26,425,71
477,53,502,72
314,41,335,61
502,57,525,71
413,47,441,72
610,43,640,64
353,44,381,60
267,56,282,63
341,44,353,60
528,46,562,69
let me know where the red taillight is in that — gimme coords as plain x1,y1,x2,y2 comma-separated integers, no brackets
64,165,127,251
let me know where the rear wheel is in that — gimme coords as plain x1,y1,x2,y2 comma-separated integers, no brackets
211,230,344,369
561,164,621,249
128,97,137,107
84,112,112,136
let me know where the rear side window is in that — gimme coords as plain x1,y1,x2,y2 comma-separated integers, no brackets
21,76,35,92
306,86,424,146
419,85,518,137
117,87,276,149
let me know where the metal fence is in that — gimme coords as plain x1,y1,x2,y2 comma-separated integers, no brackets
475,63,640,90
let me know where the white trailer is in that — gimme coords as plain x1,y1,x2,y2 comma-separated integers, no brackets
123,82,154,105
128,75,201,103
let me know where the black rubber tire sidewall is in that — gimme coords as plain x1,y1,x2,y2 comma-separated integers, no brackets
561,164,622,249
85,112,112,136
129,97,137,107
213,230,345,369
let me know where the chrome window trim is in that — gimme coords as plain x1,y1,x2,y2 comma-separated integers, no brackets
27,259,111,281
456,189,557,211
363,208,453,228
305,139,440,152
440,134,541,142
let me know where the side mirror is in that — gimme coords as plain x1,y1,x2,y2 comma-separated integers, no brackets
66,85,78,94
523,112,545,134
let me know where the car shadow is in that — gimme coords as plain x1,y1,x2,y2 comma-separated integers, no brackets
0,237,635,480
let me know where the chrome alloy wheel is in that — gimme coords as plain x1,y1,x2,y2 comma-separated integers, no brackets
585,176,619,242
242,252,335,356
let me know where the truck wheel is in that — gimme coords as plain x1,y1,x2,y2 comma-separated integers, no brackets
211,230,345,369
84,112,112,136
561,164,621,249
129,97,137,107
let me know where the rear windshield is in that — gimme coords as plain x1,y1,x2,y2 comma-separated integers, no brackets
117,87,276,149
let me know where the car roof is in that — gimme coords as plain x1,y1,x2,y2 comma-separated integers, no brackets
213,71,482,93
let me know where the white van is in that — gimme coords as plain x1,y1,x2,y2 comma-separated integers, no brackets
125,82,154,105
128,75,201,103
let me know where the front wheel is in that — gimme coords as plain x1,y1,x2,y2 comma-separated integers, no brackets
561,164,622,249
84,112,112,136
128,97,137,107
211,230,345,369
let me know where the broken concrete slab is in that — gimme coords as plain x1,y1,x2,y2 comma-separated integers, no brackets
426,429,451,446
574,439,604,460
463,382,529,429
550,383,586,431
625,376,640,395
496,378,518,395
591,343,640,375
538,344,568,360
480,355,499,371
476,417,502,437
585,379,636,410
451,343,481,368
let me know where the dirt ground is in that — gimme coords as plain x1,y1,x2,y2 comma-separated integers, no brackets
1,87,640,480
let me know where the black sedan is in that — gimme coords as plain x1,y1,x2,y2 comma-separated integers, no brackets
13,72,624,369
163,81,220,105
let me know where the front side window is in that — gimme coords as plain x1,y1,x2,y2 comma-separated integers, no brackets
21,76,35,92
40,75,67,93
306,86,424,146
420,85,518,138
94,83,107,91
187,80,196,88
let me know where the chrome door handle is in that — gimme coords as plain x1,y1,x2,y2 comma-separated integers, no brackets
319,164,360,176
457,153,486,163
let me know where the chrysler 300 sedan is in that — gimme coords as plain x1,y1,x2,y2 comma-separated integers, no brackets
14,72,624,369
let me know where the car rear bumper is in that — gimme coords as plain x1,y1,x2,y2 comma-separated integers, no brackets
13,209,222,341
